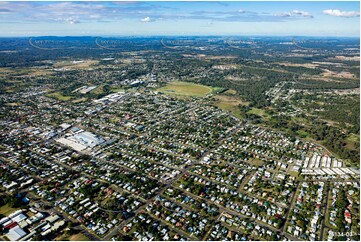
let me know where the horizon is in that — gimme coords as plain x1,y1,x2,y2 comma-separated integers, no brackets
0,1,359,37
1,35,360,38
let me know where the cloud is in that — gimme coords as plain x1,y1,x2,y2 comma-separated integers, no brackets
184,9,314,22
0,1,316,25
0,1,169,24
140,16,151,22
54,17,80,24
65,17,80,25
292,10,313,18
323,9,360,17
276,10,313,18
276,12,292,17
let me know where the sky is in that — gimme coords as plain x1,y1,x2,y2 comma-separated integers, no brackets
0,1,359,37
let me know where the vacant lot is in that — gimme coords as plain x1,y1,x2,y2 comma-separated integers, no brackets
46,92,72,101
345,133,360,150
54,59,99,70
248,108,270,120
68,233,90,241
212,94,249,119
111,88,125,93
157,81,214,97
322,69,356,79
72,97,88,103
55,232,90,241
277,62,319,69
249,158,264,167
347,134,360,143
90,85,104,95
0,204,19,216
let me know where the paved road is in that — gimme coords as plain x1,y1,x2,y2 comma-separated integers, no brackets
281,182,300,233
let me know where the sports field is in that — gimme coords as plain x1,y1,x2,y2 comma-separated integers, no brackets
157,81,215,97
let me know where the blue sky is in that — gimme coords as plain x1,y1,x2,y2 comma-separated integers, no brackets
0,1,359,37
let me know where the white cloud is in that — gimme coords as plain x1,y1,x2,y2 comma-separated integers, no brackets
292,10,313,18
276,12,292,17
275,10,313,18
140,16,151,22
323,9,360,17
55,17,80,24
62,17,79,24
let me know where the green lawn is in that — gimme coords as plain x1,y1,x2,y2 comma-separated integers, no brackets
212,94,249,119
111,88,125,93
46,92,72,101
296,130,309,138
288,170,300,178
248,108,270,120
248,108,265,116
215,102,243,119
157,81,215,97
346,133,359,143
90,85,104,95
0,204,19,216
345,133,359,151
250,158,264,167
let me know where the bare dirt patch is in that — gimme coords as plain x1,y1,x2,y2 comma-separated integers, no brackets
54,59,99,70
333,56,360,61
321,69,356,79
